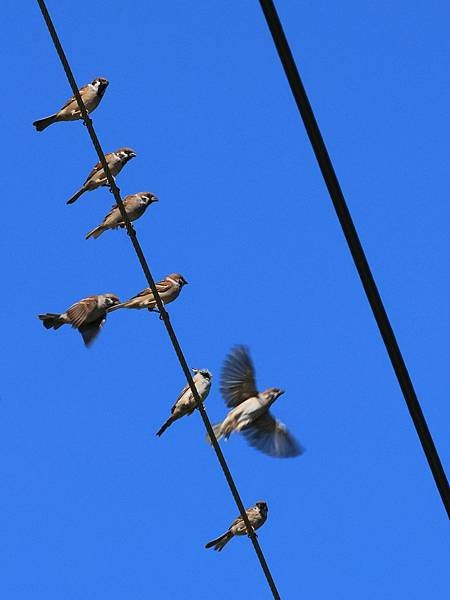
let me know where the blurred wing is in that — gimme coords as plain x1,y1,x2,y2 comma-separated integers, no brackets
78,315,105,347
220,345,258,408
242,412,304,458
67,296,97,328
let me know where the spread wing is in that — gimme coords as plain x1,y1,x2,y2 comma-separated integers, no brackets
220,346,258,408
78,315,105,347
66,296,98,328
242,412,304,458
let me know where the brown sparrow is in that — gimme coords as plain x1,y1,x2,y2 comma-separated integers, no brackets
33,77,109,132
86,192,158,239
108,274,188,312
205,501,268,551
66,147,136,205
156,369,212,436
208,346,303,457
38,293,120,347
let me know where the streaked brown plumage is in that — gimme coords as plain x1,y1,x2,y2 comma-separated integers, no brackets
205,501,268,551
108,273,188,312
33,77,109,132
67,147,136,205
156,369,212,436
86,192,158,239
38,293,120,347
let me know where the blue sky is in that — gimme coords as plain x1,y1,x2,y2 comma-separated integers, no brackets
1,1,449,598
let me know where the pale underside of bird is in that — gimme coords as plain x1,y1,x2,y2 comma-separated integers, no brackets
66,147,136,205
108,273,188,313
208,345,303,458
86,192,158,239
205,501,268,551
38,293,120,347
156,369,212,436
33,77,109,132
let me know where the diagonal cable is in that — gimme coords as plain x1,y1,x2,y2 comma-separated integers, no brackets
258,0,450,519
36,0,282,596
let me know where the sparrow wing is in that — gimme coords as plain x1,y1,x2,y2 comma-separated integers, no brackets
78,315,105,347
66,296,98,328
59,84,88,111
171,382,190,412
83,159,103,184
242,412,304,458
220,346,258,407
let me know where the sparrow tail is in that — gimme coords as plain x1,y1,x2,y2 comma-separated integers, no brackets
106,302,126,313
38,313,64,330
205,531,233,551
66,186,87,205
156,415,177,437
205,423,223,445
33,114,58,132
85,225,106,240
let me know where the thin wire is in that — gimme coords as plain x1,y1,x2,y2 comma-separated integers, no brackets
36,1,282,596
258,0,450,519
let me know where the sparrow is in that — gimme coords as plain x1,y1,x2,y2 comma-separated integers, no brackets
66,147,137,205
38,293,120,347
33,77,109,132
156,369,212,436
86,192,158,239
205,501,268,551
208,346,303,458
108,273,188,312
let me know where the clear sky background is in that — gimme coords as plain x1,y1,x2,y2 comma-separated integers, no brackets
1,1,449,598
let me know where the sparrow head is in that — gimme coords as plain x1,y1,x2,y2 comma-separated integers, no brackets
103,293,120,307
262,387,284,406
256,501,268,515
166,273,188,287
92,77,109,95
138,192,159,206
193,368,212,381
116,147,137,163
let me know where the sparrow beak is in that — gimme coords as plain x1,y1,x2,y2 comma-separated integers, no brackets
152,196,159,202
278,389,285,396
130,152,137,158
192,368,199,374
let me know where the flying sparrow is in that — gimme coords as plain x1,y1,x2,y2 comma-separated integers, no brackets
205,501,268,551
208,346,303,458
108,273,188,312
85,192,158,239
156,369,212,436
33,77,109,132
66,147,136,205
38,293,120,347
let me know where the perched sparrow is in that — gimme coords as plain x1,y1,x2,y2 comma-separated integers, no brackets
208,346,303,458
205,501,268,551
86,192,158,239
33,77,109,132
66,147,136,205
108,273,188,312
156,369,212,436
38,293,120,347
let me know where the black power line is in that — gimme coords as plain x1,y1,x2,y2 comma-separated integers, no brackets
258,0,450,519
36,1,281,597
